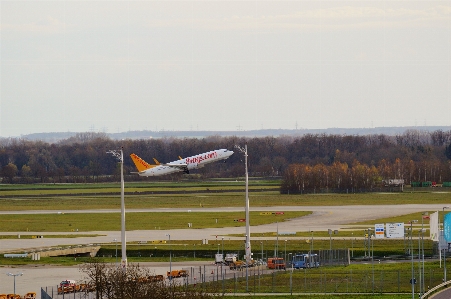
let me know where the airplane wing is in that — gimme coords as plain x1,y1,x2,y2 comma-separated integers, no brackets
130,171,148,176
163,163,190,174
163,163,188,169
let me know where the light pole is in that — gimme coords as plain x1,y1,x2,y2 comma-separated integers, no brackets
371,232,374,293
292,252,295,293
236,144,251,292
363,230,369,258
328,229,332,265
351,232,354,258
288,253,292,267
421,212,428,296
107,147,127,269
260,242,263,261
284,240,287,263
114,238,118,266
418,229,424,297
222,237,224,256
166,234,172,281
409,219,418,299
7,272,23,296
309,231,314,268
235,144,251,264
311,230,314,254
275,221,279,258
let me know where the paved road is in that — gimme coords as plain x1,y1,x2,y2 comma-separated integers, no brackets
431,287,451,299
0,204,443,253
0,203,448,297
2,261,233,298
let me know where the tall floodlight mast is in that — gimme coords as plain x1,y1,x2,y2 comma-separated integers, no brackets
235,144,251,291
107,147,127,269
235,145,251,261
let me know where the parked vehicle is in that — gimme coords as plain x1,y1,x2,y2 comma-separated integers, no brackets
383,179,404,186
215,253,224,264
292,253,320,269
58,280,82,294
167,270,188,278
229,260,245,270
267,257,286,270
224,253,237,265
23,293,36,299
1,293,36,299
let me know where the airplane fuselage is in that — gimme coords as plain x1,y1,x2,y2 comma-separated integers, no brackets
134,149,233,177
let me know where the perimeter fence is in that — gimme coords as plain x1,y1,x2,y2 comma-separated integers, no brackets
41,265,448,298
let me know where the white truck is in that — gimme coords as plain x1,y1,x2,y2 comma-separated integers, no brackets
224,253,237,265
215,253,238,265
215,253,224,264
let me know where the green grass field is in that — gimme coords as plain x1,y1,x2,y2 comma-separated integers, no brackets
0,181,443,258
1,181,450,212
0,211,310,232
1,181,449,297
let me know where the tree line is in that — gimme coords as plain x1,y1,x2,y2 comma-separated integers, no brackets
280,157,451,194
0,130,450,188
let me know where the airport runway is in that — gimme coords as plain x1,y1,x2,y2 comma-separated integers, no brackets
0,203,448,296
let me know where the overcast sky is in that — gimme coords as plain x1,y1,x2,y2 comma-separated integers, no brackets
1,1,450,137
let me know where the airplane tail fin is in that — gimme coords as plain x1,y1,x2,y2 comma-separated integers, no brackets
153,158,161,165
178,156,183,160
130,153,155,172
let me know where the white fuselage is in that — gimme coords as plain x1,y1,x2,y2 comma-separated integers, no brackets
139,149,233,177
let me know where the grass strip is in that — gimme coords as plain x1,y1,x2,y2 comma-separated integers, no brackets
0,211,309,232
1,192,451,211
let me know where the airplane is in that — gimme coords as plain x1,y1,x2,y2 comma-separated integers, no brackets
130,149,234,177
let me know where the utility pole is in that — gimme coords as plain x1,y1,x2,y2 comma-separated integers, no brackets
166,234,172,281
409,219,418,299
235,144,251,291
6,273,23,297
107,147,127,269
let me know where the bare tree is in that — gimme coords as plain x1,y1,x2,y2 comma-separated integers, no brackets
80,259,216,299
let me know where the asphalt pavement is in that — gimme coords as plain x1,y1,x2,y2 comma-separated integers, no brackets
1,203,449,297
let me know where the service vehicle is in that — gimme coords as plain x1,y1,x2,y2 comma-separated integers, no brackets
224,253,237,266
58,280,81,294
167,270,188,278
214,253,224,264
229,260,245,270
292,253,320,269
267,257,286,270
23,293,36,299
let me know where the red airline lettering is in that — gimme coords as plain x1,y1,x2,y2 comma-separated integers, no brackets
186,152,217,164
